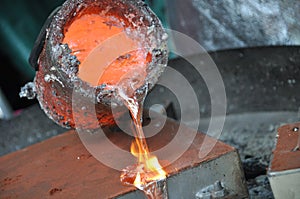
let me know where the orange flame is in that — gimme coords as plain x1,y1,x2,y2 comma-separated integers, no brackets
130,140,166,188
134,172,142,188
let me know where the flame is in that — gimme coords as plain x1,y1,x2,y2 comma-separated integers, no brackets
130,140,166,188
133,172,142,187
119,88,166,191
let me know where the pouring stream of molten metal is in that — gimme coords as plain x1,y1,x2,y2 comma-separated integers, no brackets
63,12,167,197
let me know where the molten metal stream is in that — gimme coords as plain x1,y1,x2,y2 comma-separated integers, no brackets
63,11,167,198
118,88,167,199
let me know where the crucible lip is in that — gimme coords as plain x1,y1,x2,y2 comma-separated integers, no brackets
42,0,168,103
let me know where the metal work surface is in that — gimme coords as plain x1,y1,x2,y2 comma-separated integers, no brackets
0,118,247,198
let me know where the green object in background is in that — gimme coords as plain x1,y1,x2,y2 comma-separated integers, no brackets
145,0,167,28
0,0,64,80
145,0,175,58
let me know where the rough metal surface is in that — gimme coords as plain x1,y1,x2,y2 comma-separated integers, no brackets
0,119,243,198
166,0,300,51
